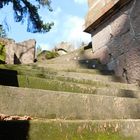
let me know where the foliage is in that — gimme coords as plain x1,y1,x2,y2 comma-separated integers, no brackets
79,48,85,55
0,25,7,38
45,50,59,59
0,42,6,63
37,50,59,61
0,0,54,33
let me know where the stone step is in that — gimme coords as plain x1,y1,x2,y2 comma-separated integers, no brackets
0,74,138,94
46,58,107,69
57,71,124,83
37,62,112,73
0,66,139,98
0,64,114,81
0,66,138,92
53,75,138,91
12,75,140,92
0,69,139,98
0,119,139,140
0,64,57,77
0,64,130,90
0,86,139,120
94,88,140,98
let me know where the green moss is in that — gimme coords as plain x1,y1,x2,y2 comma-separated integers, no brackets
0,64,56,78
46,51,59,59
0,42,6,63
79,48,85,55
38,50,59,60
0,120,134,140
0,64,134,91
17,75,95,94
28,121,133,140
65,68,101,74
56,76,109,88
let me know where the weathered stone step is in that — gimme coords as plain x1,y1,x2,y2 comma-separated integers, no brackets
0,64,139,96
0,64,121,87
0,67,138,92
0,86,139,120
94,88,140,98
38,63,112,73
0,64,57,77
17,75,117,93
57,71,124,83
0,119,139,140
62,67,114,75
46,58,108,69
53,74,138,91
0,64,114,81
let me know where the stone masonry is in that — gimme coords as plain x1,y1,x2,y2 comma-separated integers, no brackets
84,0,140,83
0,38,36,64
54,42,75,56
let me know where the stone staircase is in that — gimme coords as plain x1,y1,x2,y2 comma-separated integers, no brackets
0,50,140,140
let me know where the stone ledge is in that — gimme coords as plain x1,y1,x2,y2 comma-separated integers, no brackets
84,0,131,33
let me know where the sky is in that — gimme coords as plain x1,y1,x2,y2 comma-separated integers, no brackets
0,0,91,50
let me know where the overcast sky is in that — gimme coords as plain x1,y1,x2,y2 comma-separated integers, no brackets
0,0,91,50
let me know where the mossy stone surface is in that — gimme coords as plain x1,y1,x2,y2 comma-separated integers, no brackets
0,120,134,140
0,43,6,63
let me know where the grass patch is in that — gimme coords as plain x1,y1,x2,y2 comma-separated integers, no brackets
37,50,59,60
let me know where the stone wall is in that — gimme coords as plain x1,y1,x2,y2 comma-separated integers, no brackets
84,0,140,83
84,0,131,32
0,38,36,64
15,39,36,64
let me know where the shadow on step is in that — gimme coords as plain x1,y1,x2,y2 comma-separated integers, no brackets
0,68,19,87
78,59,114,75
0,121,29,140
78,59,125,83
120,89,138,98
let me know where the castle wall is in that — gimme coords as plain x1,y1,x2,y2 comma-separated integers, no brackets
84,0,140,83
0,38,36,64
15,39,36,64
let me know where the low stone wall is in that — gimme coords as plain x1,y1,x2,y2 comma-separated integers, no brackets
84,0,140,83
